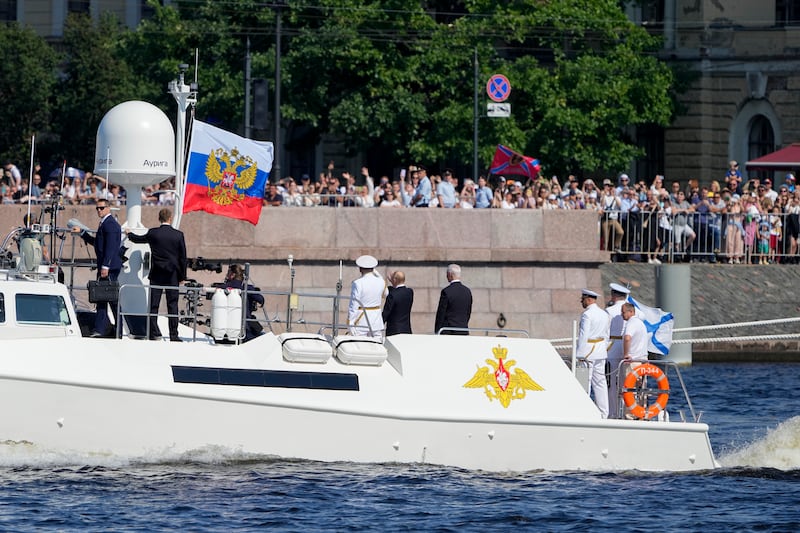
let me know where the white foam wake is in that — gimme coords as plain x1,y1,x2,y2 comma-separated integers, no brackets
0,441,276,469
720,416,800,470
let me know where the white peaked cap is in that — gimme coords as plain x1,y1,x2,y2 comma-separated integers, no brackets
581,288,599,298
356,255,378,269
609,282,630,295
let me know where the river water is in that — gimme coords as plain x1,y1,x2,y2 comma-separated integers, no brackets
1,362,798,531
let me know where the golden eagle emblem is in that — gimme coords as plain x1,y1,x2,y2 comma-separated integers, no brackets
463,345,543,408
204,147,259,205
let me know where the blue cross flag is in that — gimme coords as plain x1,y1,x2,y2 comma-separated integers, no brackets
627,296,674,356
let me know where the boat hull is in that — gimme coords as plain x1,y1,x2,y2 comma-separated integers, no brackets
0,334,716,472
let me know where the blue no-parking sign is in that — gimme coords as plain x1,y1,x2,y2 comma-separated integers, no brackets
486,74,511,103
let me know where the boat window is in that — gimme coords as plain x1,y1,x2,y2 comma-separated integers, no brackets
0,293,4,323
15,294,72,325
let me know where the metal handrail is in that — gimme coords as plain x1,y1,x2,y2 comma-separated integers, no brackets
436,326,530,337
111,283,382,341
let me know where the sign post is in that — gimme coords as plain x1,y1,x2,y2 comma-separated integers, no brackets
486,74,511,119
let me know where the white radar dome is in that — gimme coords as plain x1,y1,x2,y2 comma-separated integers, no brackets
94,101,175,187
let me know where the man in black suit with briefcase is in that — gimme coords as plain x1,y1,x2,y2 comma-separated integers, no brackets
73,199,123,337
382,271,413,335
434,263,472,335
127,208,187,341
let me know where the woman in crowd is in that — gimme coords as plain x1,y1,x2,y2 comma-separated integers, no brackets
521,187,537,209
742,193,761,264
357,186,375,208
585,192,601,212
459,181,476,208
500,190,516,209
641,194,661,264
378,189,401,207
303,181,322,207
725,194,744,264
84,179,101,205
581,178,597,198
64,176,83,205
782,192,800,263
283,179,304,207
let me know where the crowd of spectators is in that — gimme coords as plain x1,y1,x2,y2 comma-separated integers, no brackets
595,162,800,265
263,163,609,210
1,161,177,207
7,158,800,265
264,160,800,264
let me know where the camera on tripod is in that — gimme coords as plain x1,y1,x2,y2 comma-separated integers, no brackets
188,256,222,273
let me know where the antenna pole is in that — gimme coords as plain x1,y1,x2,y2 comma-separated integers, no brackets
168,63,198,229
26,134,35,227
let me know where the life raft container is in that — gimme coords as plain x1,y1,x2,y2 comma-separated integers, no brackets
622,362,669,420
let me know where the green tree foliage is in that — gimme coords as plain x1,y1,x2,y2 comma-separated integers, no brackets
119,0,275,132
0,0,679,178
283,0,675,176
53,13,143,169
0,24,57,167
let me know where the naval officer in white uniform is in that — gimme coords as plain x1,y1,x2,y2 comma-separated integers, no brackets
348,255,386,337
577,288,611,418
606,282,630,418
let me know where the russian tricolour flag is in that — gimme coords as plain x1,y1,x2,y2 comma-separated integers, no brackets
183,120,273,225
628,296,674,356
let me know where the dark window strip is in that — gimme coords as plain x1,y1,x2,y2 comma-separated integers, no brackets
172,365,359,391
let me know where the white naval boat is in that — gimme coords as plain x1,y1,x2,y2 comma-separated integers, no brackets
0,241,717,472
0,71,717,472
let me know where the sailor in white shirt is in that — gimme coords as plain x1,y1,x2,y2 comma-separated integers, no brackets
606,282,631,418
348,255,385,337
621,302,648,363
577,288,611,418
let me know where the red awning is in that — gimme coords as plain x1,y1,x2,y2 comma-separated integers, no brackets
745,144,800,170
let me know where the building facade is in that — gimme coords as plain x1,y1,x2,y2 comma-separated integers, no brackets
1,0,168,39
629,0,800,183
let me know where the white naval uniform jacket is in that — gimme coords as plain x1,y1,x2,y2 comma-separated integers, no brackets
577,302,610,361
348,270,386,336
606,300,625,362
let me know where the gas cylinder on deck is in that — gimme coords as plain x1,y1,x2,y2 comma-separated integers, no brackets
210,288,228,340
226,288,243,340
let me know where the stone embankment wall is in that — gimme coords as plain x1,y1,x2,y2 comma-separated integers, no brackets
2,205,797,358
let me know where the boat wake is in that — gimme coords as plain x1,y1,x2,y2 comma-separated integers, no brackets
719,416,800,470
0,441,282,469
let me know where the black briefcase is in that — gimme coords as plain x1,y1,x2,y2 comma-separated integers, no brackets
88,279,120,303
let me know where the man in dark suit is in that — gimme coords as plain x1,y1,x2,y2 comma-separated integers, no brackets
434,263,472,335
382,271,413,335
126,208,187,341
73,199,123,337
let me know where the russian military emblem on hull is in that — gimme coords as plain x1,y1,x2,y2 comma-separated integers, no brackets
204,147,259,205
463,345,543,408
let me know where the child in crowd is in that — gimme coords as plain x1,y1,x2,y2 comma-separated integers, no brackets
757,213,771,264
769,206,782,264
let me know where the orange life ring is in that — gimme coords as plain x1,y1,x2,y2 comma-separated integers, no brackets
622,363,670,420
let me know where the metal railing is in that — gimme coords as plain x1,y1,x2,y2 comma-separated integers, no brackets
110,282,382,342
600,209,800,264
549,316,800,353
